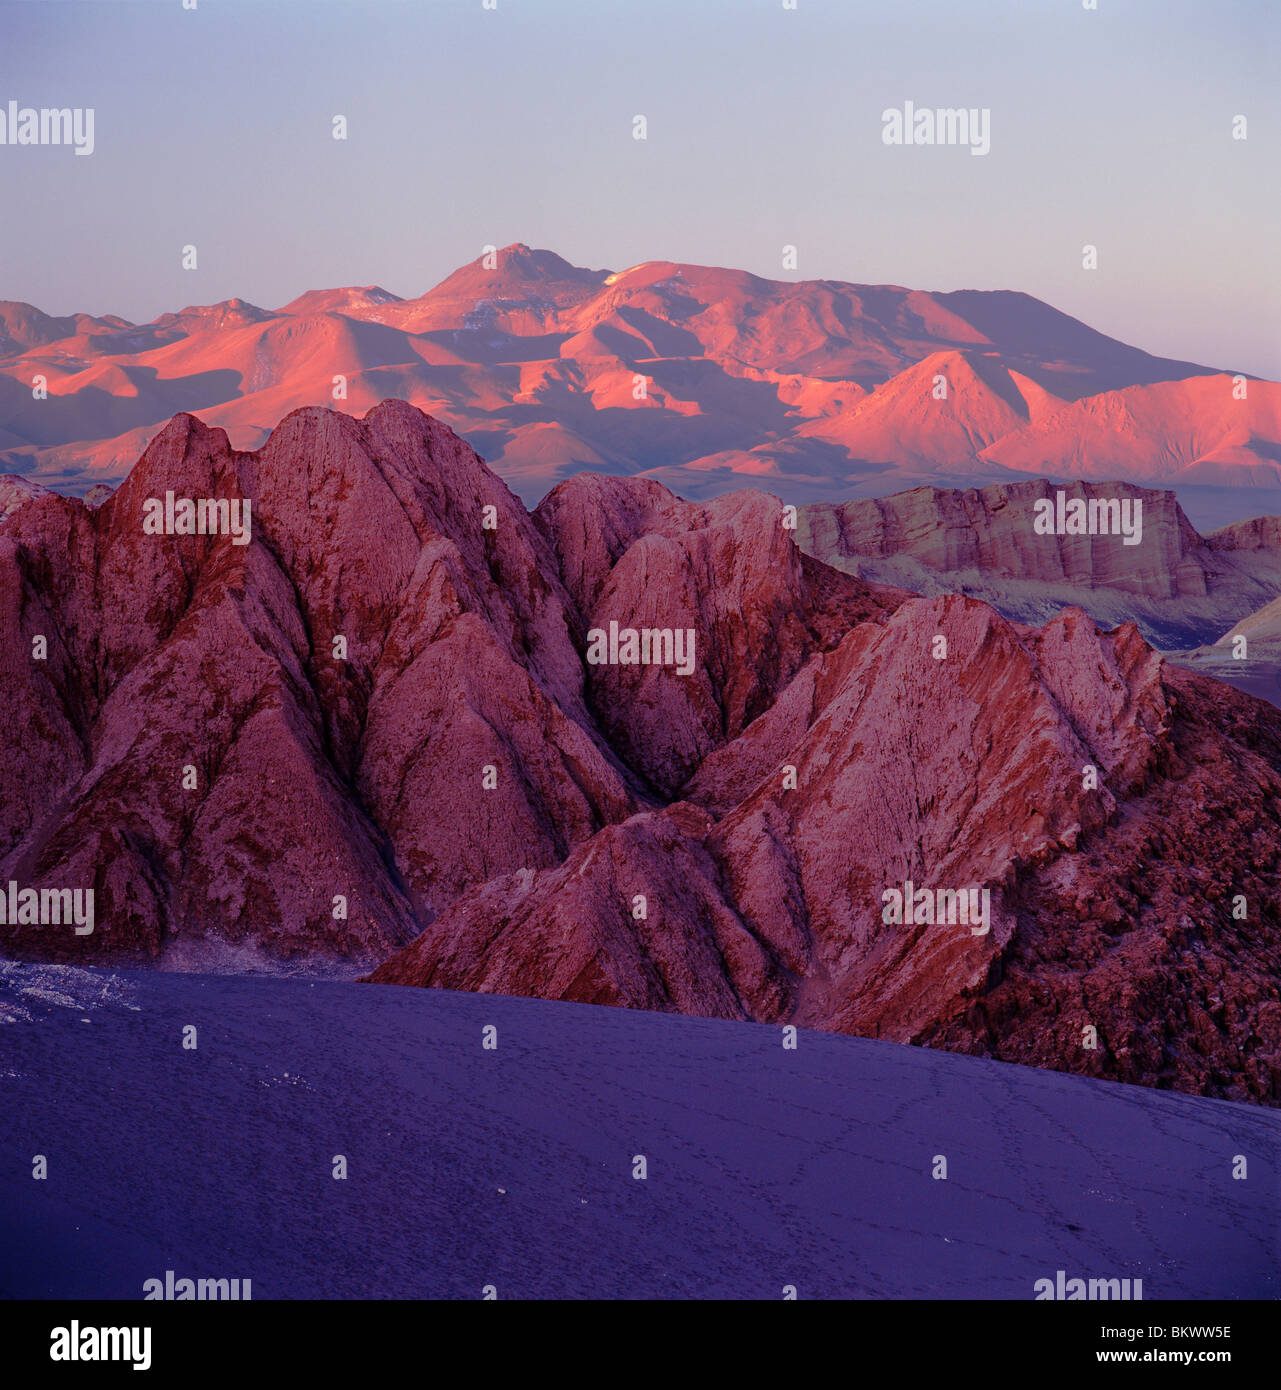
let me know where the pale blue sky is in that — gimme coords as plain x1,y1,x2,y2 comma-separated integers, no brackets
1,0,1277,376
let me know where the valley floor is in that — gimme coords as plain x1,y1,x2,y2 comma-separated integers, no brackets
0,965,1276,1299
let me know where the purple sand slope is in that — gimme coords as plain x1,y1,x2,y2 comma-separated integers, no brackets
0,964,1277,1300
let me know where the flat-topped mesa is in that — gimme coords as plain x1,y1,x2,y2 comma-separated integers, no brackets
798,479,1208,599
797,477,1281,652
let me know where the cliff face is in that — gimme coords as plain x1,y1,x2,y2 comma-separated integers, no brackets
798,480,1208,597
5,402,1281,1104
1210,514,1281,552
798,479,1281,649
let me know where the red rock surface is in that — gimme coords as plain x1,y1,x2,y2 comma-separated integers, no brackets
372,583,1281,1105
800,480,1212,599
4,400,1280,1104
798,478,1281,652
0,401,635,964
534,474,901,792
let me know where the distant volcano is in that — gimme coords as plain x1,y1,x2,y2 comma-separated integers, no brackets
3,244,1277,503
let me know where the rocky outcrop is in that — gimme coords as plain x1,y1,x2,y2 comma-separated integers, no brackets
0,473,51,521
923,663,1281,1100
370,564,1281,1104
534,474,902,793
798,479,1281,650
0,402,637,964
6,400,1281,1105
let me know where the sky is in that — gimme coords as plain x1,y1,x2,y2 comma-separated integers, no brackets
1,0,1277,377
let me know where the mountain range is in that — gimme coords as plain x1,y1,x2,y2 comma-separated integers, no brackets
4,244,1280,505
3,399,1279,1105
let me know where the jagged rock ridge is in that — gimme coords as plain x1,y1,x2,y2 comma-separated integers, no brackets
2,401,1279,1105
